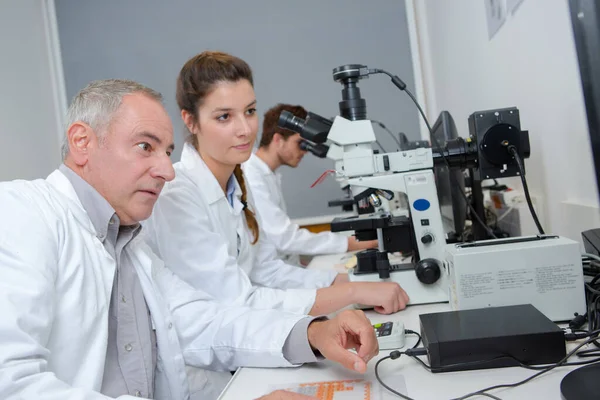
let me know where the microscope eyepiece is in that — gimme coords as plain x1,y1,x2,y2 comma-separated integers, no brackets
298,139,329,158
278,111,306,134
278,111,332,144
299,140,310,151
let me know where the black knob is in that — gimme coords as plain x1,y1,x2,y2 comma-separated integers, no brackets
376,251,391,279
421,234,433,244
415,258,441,284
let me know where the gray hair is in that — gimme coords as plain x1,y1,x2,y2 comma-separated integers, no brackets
61,79,163,159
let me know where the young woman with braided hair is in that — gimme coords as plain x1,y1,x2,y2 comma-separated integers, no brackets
144,51,409,316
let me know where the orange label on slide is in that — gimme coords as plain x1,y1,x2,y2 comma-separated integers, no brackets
274,379,374,400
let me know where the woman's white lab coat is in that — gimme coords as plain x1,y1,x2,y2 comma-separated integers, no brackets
144,144,337,315
243,153,348,265
0,170,305,400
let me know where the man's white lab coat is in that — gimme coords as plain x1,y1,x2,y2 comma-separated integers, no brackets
0,170,306,400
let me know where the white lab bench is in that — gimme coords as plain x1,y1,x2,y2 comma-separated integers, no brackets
217,252,587,400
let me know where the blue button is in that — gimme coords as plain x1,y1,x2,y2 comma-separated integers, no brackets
413,199,431,211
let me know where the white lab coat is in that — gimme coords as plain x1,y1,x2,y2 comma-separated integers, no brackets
144,144,337,315
0,170,307,400
243,153,348,266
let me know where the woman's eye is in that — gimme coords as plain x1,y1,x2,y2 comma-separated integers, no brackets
217,113,230,121
246,108,256,116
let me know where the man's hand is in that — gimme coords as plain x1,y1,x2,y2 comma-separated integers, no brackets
256,390,317,400
347,236,378,252
306,310,379,373
352,282,409,314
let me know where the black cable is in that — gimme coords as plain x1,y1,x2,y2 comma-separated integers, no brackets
375,354,416,400
403,88,497,240
564,327,600,340
593,296,600,347
449,335,600,400
478,394,503,400
513,357,600,369
581,258,600,348
405,329,422,349
569,312,588,330
378,326,600,399
570,328,590,334
507,145,544,235
370,68,497,239
375,139,388,153
584,260,600,276
576,348,600,357
377,351,505,400
586,283,600,295
372,119,402,150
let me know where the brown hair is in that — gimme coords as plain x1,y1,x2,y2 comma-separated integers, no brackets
176,51,259,244
259,103,308,148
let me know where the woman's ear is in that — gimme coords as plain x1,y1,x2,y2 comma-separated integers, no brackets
181,110,198,134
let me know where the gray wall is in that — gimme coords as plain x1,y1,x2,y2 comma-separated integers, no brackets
55,0,418,218
0,0,61,181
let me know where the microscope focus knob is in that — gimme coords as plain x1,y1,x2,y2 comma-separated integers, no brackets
415,258,441,285
421,234,433,244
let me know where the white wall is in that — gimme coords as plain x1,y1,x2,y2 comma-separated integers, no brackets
0,0,64,181
414,0,600,243
54,0,418,219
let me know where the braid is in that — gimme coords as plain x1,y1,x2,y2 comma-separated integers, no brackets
233,164,259,244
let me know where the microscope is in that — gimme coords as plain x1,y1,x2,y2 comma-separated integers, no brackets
279,64,531,305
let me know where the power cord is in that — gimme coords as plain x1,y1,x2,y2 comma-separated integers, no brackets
405,329,422,349
371,119,402,150
376,329,600,400
374,352,415,400
509,354,600,369
375,349,503,400
369,68,497,239
578,253,600,348
506,145,544,234
375,139,388,153
372,329,422,400
449,335,600,400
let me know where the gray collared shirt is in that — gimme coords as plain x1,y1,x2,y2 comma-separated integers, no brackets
60,164,320,397
60,165,156,398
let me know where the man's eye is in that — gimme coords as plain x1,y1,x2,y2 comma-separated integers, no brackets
217,113,230,121
166,150,172,157
138,142,151,151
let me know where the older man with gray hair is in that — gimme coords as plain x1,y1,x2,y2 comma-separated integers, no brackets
0,79,379,400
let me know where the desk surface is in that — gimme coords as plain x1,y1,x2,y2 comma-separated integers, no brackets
218,253,585,400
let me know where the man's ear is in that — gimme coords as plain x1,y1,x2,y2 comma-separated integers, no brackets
66,121,95,166
273,132,285,147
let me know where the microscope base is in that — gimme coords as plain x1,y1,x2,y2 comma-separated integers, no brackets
349,267,449,306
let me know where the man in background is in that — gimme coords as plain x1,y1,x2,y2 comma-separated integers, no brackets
244,103,377,266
